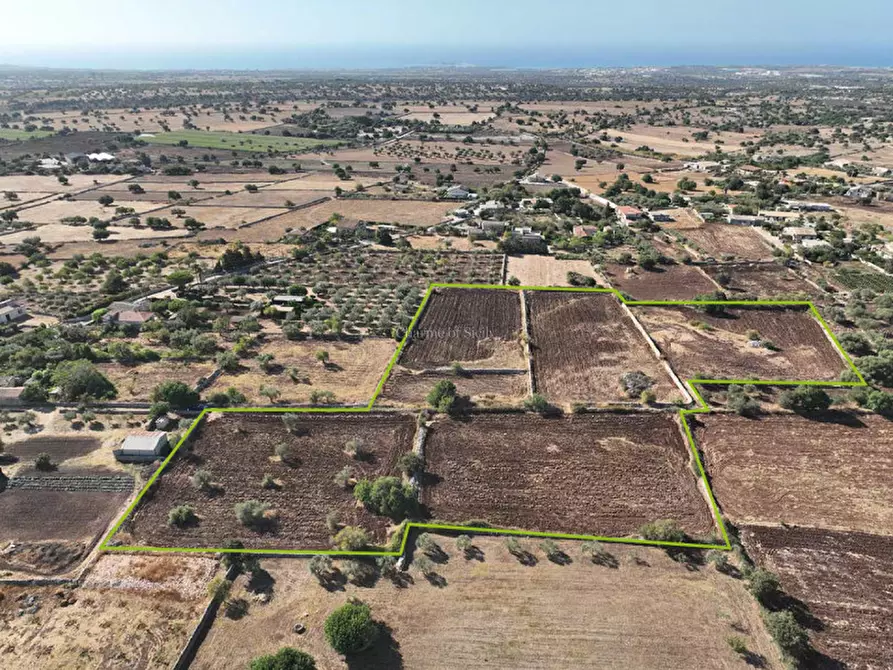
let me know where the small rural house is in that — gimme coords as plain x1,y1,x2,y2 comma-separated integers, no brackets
845,185,875,200
617,206,643,225
760,211,801,224
728,213,765,226
0,301,27,325
114,431,169,463
573,225,599,238
0,387,25,407
782,226,818,242
444,185,473,200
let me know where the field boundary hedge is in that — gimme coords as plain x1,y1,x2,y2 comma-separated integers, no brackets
101,283,867,557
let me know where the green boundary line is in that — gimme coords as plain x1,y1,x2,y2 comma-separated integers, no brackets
100,283,867,557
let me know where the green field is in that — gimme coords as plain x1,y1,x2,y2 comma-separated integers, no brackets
137,129,343,153
0,128,55,140
834,267,893,292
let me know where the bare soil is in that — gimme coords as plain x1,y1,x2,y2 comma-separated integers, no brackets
695,412,893,535
676,224,776,261
119,412,416,550
422,412,714,539
527,291,679,404
703,263,819,298
634,305,848,381
378,369,528,408
401,288,524,369
603,263,718,300
742,525,893,670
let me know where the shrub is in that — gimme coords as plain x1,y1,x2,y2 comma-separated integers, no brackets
250,648,317,670
727,635,748,656
539,539,560,559
235,500,270,527
334,526,369,551
282,414,302,434
778,385,831,413
620,371,653,398
456,534,472,555
763,610,809,660
417,532,438,555
324,601,379,654
275,443,298,466
308,555,333,579
261,473,278,489
353,476,417,520
151,380,199,409
747,568,781,607
168,504,196,527
190,469,213,491
34,452,54,471
640,389,656,405
207,576,231,603
638,519,686,543
397,452,423,476
342,559,375,584
523,393,550,413
343,438,365,459
426,379,457,412
51,359,116,401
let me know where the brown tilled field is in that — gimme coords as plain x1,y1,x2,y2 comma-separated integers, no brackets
191,539,781,670
602,263,718,300
742,525,893,670
702,263,819,298
378,369,529,408
634,305,847,381
421,412,714,539
677,224,776,260
120,413,416,550
527,291,680,404
695,412,893,535
401,288,524,369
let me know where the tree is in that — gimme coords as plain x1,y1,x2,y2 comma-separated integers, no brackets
168,504,197,527
677,177,697,191
250,648,317,670
52,360,116,401
151,380,199,409
778,385,831,413
638,519,686,543
426,379,457,412
34,453,54,471
763,610,809,660
397,452,423,476
102,269,127,294
748,568,781,607
334,526,369,551
166,269,194,289
260,384,281,403
324,601,379,655
354,476,416,520
98,194,114,206
92,227,111,241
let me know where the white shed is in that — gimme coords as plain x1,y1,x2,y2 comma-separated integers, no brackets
114,431,169,463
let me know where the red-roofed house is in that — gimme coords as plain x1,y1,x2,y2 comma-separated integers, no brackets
617,206,643,225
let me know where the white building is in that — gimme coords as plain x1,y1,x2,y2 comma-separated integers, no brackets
0,301,26,325
114,431,169,463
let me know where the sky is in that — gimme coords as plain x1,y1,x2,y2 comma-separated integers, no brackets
1,0,891,70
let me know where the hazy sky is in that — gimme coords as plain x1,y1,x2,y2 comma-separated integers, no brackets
1,0,891,68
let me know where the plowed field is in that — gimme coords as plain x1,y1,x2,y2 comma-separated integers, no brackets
695,412,893,535
603,263,718,300
120,413,416,550
421,412,714,539
527,291,679,404
742,525,893,670
634,305,847,381
379,369,529,408
703,263,818,298
401,288,524,369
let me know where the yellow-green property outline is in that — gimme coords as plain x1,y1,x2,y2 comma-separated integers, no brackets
101,283,867,556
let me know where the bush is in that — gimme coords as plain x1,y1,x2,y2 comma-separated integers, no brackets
620,371,653,398
778,385,831,413
207,576,231,603
334,526,369,551
324,601,379,654
168,504,197,527
275,443,298,466
34,452,54,471
261,473,278,489
190,469,213,491
638,519,686,543
235,500,270,527
747,568,781,607
523,393,550,413
308,555,333,579
397,452,423,476
727,635,748,655
726,385,761,417
353,476,417,520
51,359,116,401
151,380,199,409
763,610,809,660
426,379,457,412
250,647,317,670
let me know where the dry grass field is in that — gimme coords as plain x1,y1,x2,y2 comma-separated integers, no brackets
506,255,597,286
696,413,893,535
0,174,126,192
245,198,456,231
191,539,781,670
264,173,385,190
0,555,210,670
207,337,396,405
402,111,494,125
527,291,680,404
378,369,529,408
98,360,216,402
406,235,498,251
152,204,289,229
634,305,848,381
200,189,327,208
0,223,188,245
16,199,161,223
